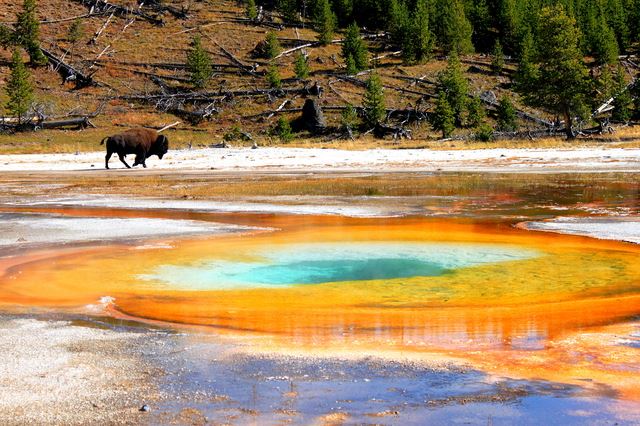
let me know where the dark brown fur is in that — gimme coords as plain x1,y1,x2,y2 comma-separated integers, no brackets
100,128,169,169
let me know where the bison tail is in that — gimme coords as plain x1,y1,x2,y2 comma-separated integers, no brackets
100,137,109,146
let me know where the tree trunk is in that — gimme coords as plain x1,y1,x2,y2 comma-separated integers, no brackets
564,109,575,139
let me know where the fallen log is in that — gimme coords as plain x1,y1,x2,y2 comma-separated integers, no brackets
118,82,323,102
140,0,189,19
208,37,258,76
38,116,95,129
0,116,94,132
41,48,95,88
72,0,163,25
88,11,114,44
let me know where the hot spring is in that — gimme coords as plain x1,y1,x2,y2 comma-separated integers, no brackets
139,242,537,290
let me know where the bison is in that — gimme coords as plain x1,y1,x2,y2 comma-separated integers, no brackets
100,128,169,169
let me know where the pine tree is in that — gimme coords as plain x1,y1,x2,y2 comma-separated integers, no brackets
474,122,494,141
341,103,359,132
437,50,469,126
67,18,83,43
466,0,491,52
432,91,455,138
466,97,485,128
265,31,281,59
514,30,538,94
0,24,13,48
341,23,368,72
266,62,282,88
246,0,258,21
345,54,357,75
186,35,212,89
491,40,505,75
612,65,632,122
333,0,353,27
496,95,518,131
274,117,293,142
390,0,432,64
432,0,474,54
294,52,310,79
278,0,298,22
362,72,385,128
587,6,619,65
15,0,46,65
497,0,519,53
413,0,434,63
605,0,629,52
315,0,337,45
520,5,591,139
596,65,615,105
5,49,34,124
632,80,640,120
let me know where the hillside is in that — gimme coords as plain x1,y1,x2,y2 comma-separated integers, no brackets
0,0,639,153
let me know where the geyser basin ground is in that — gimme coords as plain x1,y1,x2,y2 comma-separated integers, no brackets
1,170,639,423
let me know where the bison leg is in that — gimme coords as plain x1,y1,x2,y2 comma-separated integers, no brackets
118,153,131,169
133,155,145,168
105,150,113,170
133,147,147,168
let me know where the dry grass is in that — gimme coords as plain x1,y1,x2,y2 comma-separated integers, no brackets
0,125,639,155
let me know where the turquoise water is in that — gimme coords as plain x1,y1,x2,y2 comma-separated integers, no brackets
139,242,538,290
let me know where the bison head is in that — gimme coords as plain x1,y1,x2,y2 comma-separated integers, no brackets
154,135,169,159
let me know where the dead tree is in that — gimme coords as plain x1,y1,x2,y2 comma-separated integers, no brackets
41,48,95,88
72,0,164,25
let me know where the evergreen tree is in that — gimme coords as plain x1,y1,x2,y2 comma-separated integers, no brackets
466,97,485,128
265,31,281,59
497,0,519,53
341,23,368,72
514,30,538,94
5,49,34,124
186,35,212,89
496,95,518,131
413,0,434,63
266,62,282,88
474,122,494,141
294,52,310,79
632,80,640,120
67,18,83,43
389,0,412,60
586,4,619,65
0,24,14,48
605,0,630,52
345,54,357,75
390,0,432,64
315,0,337,45
437,50,469,126
341,103,359,132
15,0,46,65
612,65,632,122
362,72,385,128
333,0,353,27
246,0,258,21
465,0,492,52
274,117,293,142
596,65,615,105
278,0,298,22
519,5,591,139
491,40,505,74
432,91,455,138
432,0,474,54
